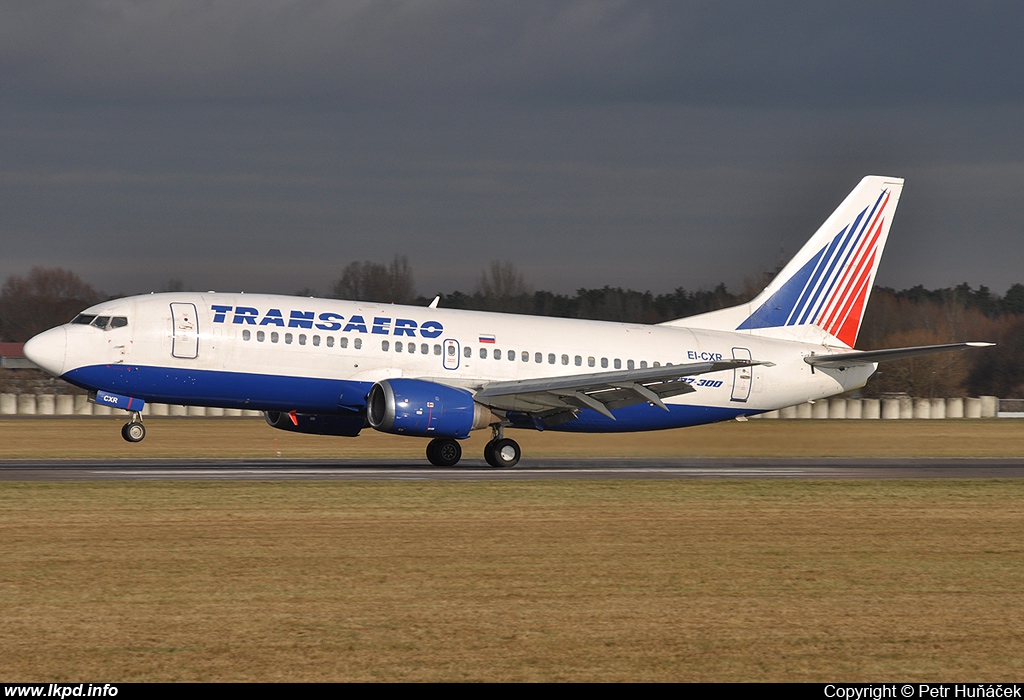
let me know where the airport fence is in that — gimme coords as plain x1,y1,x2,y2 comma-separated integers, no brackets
0,392,1011,419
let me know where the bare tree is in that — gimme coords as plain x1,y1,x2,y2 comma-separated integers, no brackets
477,260,532,312
330,255,415,304
0,268,101,341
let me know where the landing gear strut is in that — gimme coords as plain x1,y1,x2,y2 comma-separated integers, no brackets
121,411,146,443
426,438,462,467
483,424,520,468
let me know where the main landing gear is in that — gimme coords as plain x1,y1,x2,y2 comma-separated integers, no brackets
121,411,146,443
424,426,521,468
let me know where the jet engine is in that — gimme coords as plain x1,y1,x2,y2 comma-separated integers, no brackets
367,378,495,438
264,410,365,437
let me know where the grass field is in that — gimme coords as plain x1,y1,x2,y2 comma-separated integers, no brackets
1,419,1023,681
3,416,1024,459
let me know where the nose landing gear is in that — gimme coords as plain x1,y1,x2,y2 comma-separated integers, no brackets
121,412,146,443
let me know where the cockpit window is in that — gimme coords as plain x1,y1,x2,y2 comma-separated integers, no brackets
73,315,128,330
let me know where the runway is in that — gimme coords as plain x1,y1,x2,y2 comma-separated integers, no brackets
3,457,1024,481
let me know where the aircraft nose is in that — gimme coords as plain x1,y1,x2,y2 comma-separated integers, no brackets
24,326,67,376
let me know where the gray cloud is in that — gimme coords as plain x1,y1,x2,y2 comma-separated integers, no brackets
1,2,1022,298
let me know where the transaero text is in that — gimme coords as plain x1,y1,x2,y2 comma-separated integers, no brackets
211,306,443,338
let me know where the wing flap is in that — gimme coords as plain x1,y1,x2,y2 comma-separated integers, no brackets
474,359,765,419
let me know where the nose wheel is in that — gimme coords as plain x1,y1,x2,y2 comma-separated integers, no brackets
121,413,146,443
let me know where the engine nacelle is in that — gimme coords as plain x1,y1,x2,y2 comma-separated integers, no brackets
264,411,365,437
367,378,495,438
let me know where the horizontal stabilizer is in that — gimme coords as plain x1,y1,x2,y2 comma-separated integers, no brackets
804,342,994,369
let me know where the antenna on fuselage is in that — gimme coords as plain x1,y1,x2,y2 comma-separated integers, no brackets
428,296,440,309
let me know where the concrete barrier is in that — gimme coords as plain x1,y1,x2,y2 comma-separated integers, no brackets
0,392,1015,421
36,394,56,415
17,394,36,415
74,395,92,415
55,394,75,415
828,398,847,419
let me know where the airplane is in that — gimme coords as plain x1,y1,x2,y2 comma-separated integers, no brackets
23,175,992,467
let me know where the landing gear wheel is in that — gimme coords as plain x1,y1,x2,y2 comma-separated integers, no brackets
121,421,146,443
484,438,521,468
426,438,462,467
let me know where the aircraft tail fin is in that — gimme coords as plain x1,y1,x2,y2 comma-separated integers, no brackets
662,175,905,347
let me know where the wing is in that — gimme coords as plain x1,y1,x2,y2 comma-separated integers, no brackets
473,359,768,425
804,342,993,369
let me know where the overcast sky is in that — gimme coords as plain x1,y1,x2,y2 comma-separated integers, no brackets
2,1,1022,298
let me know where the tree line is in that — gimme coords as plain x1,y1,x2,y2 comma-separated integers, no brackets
3,262,1023,398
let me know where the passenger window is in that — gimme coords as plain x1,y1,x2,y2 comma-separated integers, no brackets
653,361,660,367
522,351,529,362
313,335,321,347
480,348,487,359
508,350,515,361
242,329,251,341
535,352,542,363
640,360,647,368
601,358,608,368
299,334,307,346
382,340,390,351
548,353,555,364
326,337,334,348
574,355,582,366
448,345,456,356
588,357,595,367
285,333,293,344
614,359,622,369
395,341,403,353
627,359,635,370
340,337,348,348
354,338,362,350
271,332,279,343
493,349,500,360
465,347,472,358
561,354,569,365
257,331,265,342
407,342,415,354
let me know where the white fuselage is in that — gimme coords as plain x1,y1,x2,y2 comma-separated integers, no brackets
32,292,875,432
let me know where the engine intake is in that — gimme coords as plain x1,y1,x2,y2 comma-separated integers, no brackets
367,378,494,438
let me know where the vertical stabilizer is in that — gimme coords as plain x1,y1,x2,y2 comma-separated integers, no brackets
663,176,904,347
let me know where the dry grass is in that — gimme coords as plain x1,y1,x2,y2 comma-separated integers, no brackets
2,479,1023,682
3,420,1023,681
3,417,1024,460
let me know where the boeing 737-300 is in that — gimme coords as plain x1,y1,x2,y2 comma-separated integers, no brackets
23,176,992,467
